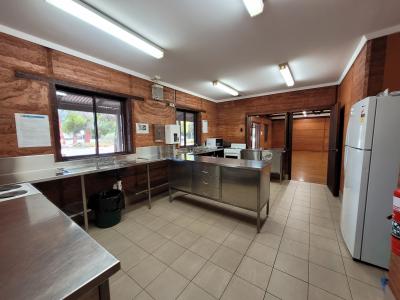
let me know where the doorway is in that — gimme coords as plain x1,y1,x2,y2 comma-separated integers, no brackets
247,109,332,185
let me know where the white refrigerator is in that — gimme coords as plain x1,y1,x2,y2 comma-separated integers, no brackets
341,95,400,268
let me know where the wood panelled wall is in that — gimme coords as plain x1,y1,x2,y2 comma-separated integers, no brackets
271,120,285,149
217,86,337,144
0,32,216,157
292,117,330,152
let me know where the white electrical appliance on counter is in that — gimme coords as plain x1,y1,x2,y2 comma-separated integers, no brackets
165,124,180,144
224,143,246,159
341,95,400,268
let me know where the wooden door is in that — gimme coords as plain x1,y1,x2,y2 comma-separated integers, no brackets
327,103,344,196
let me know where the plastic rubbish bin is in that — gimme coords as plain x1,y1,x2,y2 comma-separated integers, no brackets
89,189,124,228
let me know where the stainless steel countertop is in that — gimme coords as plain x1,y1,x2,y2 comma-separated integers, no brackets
0,157,168,187
0,154,270,187
172,154,271,170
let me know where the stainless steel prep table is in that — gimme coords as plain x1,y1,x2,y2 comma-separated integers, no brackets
169,155,271,232
0,156,170,231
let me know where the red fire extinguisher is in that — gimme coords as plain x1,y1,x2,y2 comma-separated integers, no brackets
392,189,400,256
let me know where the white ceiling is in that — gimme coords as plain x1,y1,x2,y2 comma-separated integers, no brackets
0,0,400,101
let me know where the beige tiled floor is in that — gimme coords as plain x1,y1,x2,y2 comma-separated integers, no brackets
89,180,387,300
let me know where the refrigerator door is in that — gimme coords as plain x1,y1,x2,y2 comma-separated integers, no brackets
361,95,400,268
341,146,371,258
345,97,377,150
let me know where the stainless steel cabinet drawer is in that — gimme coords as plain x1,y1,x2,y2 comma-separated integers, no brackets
192,164,220,200
192,163,219,179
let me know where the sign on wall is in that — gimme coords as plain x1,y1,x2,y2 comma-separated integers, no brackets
15,113,51,148
136,123,149,134
202,120,208,133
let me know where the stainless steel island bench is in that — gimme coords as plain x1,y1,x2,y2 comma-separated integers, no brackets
168,155,271,232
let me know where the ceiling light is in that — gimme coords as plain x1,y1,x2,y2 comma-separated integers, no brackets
242,0,264,17
302,111,307,117
46,0,164,59
56,91,67,97
212,81,239,97
279,63,295,87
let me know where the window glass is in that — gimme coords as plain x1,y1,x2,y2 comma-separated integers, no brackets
55,88,127,159
57,92,96,157
96,98,124,154
176,110,197,147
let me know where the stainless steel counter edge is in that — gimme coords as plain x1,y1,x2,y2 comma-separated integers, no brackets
0,157,171,186
0,155,271,186
171,154,271,171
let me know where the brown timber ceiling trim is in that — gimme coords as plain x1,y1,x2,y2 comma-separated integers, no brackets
14,70,145,102
175,103,206,113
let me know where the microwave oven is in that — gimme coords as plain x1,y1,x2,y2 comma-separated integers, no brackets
206,138,223,148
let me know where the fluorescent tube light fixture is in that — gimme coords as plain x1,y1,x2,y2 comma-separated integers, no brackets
46,0,164,59
279,63,295,87
242,0,264,17
56,91,68,97
302,111,307,117
212,81,239,97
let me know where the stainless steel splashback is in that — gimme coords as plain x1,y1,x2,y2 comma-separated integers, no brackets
136,145,175,159
0,154,56,175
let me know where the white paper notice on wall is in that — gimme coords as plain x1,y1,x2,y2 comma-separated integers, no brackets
15,113,51,148
136,123,149,134
202,120,208,133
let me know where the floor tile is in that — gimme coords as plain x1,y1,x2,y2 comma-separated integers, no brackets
255,232,282,249
203,226,230,243
101,232,134,256
134,290,153,300
136,232,168,253
116,243,149,271
114,218,141,235
264,292,280,300
110,269,125,284
342,257,384,288
267,269,308,300
158,222,183,239
221,275,265,300
274,252,308,281
128,255,167,288
110,273,142,300
309,247,345,274
309,263,351,299
279,238,309,260
246,242,278,266
310,234,340,255
146,217,169,231
123,223,153,243
223,233,252,254
146,268,189,300
210,245,243,273
189,237,219,259
233,222,258,239
153,240,186,265
286,218,310,233
193,262,232,299
283,227,310,245
188,220,212,235
236,256,272,290
172,229,200,248
173,215,195,227
308,285,344,300
310,224,337,240
171,250,207,280
177,282,216,300
348,277,384,300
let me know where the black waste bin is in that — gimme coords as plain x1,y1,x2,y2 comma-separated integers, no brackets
89,189,124,228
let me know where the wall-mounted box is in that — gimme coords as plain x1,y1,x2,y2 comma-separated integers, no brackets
154,124,165,142
165,124,180,144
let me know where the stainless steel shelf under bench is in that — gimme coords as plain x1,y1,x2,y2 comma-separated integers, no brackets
168,155,271,232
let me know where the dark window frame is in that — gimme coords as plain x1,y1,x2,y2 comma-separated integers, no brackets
51,84,133,161
176,109,198,147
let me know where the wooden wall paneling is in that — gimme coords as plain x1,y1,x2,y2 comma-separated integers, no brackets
271,120,285,148
0,66,54,157
51,50,131,95
216,86,337,144
292,117,330,152
0,33,48,74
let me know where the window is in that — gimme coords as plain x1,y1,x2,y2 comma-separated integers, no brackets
54,86,131,160
176,109,197,147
